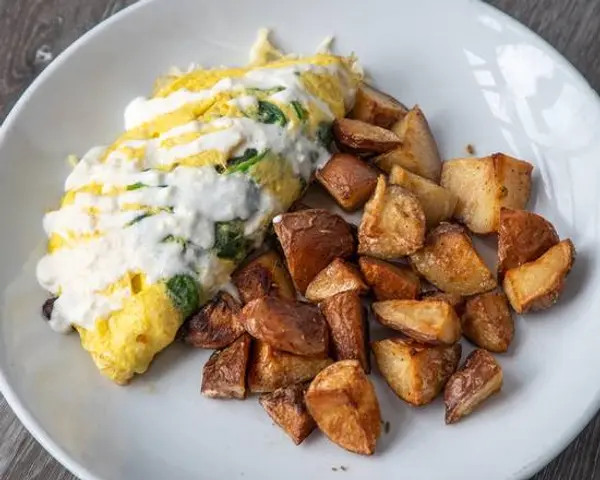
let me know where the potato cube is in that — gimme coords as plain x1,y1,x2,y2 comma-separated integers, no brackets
184,292,245,349
320,291,369,372
305,360,381,455
410,223,497,296
349,83,408,128
273,209,355,294
359,256,420,301
201,333,252,399
248,341,333,393
333,118,401,155
316,153,379,211
233,250,296,304
358,176,426,259
444,349,503,424
374,106,442,182
259,384,316,445
497,207,559,279
462,292,514,353
372,299,461,345
240,296,329,356
372,338,461,406
503,239,575,313
305,258,368,303
389,165,457,229
440,153,533,234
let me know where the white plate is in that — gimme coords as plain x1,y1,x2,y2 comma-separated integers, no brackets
1,0,599,479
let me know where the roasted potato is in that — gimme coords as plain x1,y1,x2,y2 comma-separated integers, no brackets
389,165,457,229
184,292,245,349
372,338,461,406
316,153,379,211
444,349,503,424
372,299,461,345
349,83,408,128
497,207,559,279
259,384,316,445
410,223,497,296
201,333,252,399
358,176,426,259
440,153,533,234
320,291,369,372
359,256,420,301
419,290,465,316
462,292,514,353
374,106,442,182
241,296,329,356
273,209,355,294
305,258,368,303
248,341,333,393
503,239,575,313
333,118,401,154
305,360,381,455
233,250,296,303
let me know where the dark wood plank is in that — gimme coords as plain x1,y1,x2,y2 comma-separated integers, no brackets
0,0,599,479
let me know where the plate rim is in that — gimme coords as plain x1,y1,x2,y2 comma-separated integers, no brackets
0,1,599,479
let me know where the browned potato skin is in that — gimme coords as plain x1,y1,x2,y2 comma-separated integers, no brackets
320,291,369,372
248,341,333,393
358,176,426,259
233,250,296,304
240,296,329,356
410,223,497,296
359,256,420,301
259,384,316,445
333,118,401,155
389,165,458,229
201,333,252,399
444,349,503,424
305,258,368,303
462,292,514,353
374,106,442,182
184,292,245,349
372,299,462,345
273,209,355,294
305,360,381,455
503,239,575,313
349,83,408,128
419,290,465,315
316,153,379,211
497,208,559,279
372,338,461,406
441,153,533,234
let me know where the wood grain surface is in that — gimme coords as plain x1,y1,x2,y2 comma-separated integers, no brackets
1,0,599,479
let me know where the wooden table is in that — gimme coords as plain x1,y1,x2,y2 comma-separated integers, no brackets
1,0,599,478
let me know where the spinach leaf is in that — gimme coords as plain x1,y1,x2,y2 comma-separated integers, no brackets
166,274,200,318
214,220,250,262
291,101,308,122
126,182,146,191
127,182,167,190
127,212,154,226
127,207,174,227
162,235,188,246
246,86,285,96
162,235,189,253
225,149,269,175
257,101,287,127
317,121,333,148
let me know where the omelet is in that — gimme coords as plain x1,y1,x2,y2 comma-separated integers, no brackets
36,30,360,385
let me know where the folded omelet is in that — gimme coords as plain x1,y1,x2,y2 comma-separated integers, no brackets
36,31,359,384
